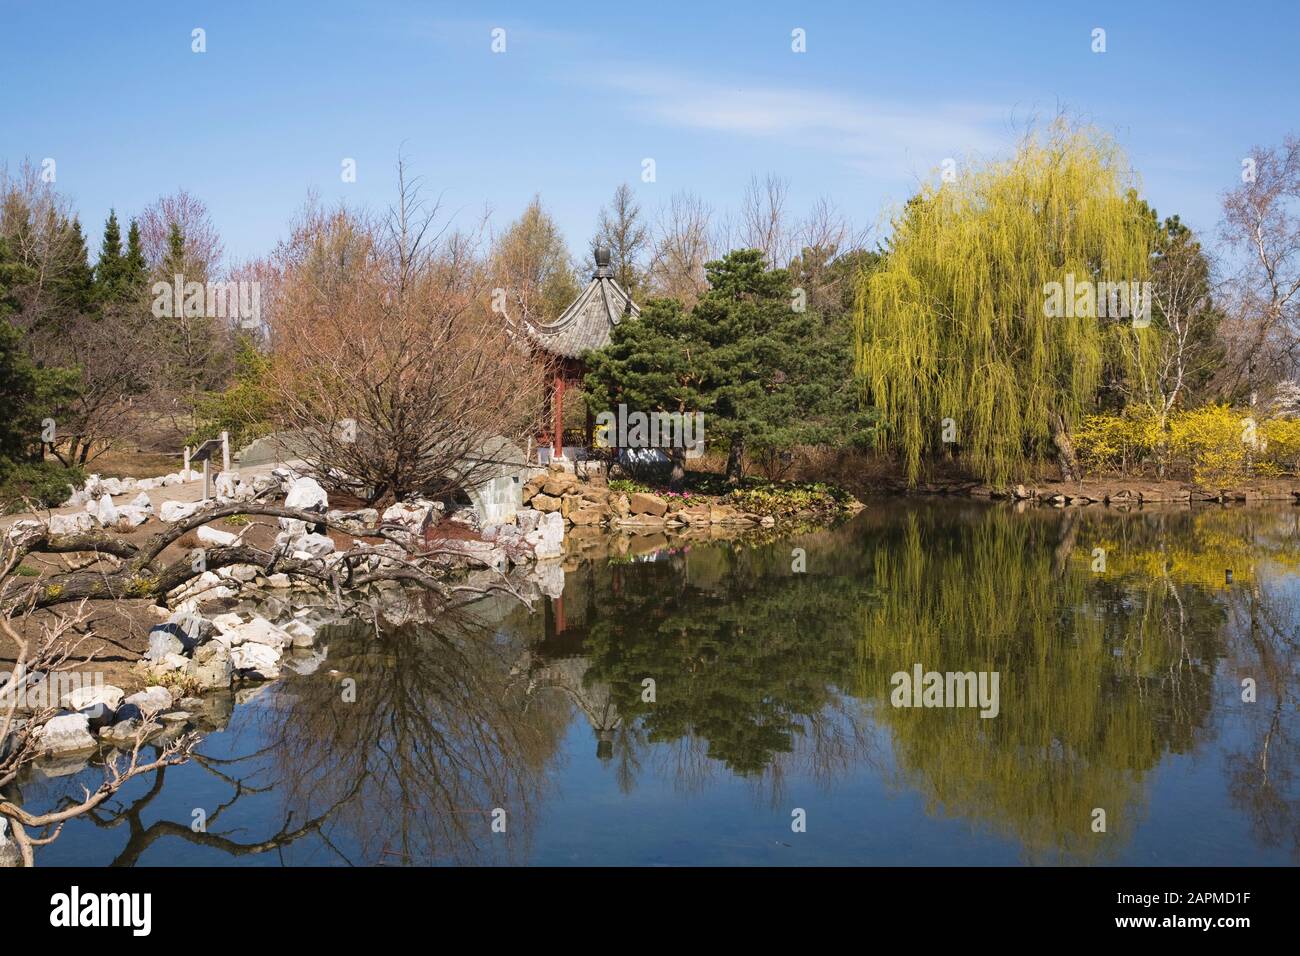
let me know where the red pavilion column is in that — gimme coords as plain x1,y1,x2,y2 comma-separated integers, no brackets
552,372,566,458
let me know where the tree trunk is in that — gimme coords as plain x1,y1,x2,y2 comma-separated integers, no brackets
669,446,686,491
1049,412,1078,482
725,437,745,486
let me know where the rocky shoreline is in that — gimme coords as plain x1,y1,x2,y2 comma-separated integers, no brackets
10,460,860,775
873,477,1300,507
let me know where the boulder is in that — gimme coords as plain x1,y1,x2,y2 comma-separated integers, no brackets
230,642,282,680
59,684,125,729
541,474,578,497
122,686,173,716
628,493,667,517
569,506,607,526
93,495,120,527
115,505,151,528
284,476,328,512
515,509,542,534
36,713,97,755
223,617,293,650
197,524,238,547
186,652,233,690
160,500,202,523
524,511,565,559
531,493,561,513
214,470,240,500
295,532,336,557
49,511,97,536
382,500,435,535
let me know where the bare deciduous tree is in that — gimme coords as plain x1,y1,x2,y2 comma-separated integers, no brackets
1218,136,1300,397
646,191,713,308
740,173,792,269
590,183,648,297
266,176,545,505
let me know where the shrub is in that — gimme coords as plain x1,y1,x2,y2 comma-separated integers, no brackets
1261,417,1300,474
0,461,84,513
1167,405,1251,486
1073,412,1158,475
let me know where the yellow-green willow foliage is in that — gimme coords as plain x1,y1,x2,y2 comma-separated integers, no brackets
856,122,1160,485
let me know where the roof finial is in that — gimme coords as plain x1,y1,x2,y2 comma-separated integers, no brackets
594,245,613,278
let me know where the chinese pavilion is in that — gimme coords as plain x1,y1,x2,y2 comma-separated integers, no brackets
524,247,640,461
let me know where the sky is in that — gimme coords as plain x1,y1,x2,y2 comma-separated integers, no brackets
2,0,1297,269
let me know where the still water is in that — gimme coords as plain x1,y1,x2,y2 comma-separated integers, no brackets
18,501,1300,865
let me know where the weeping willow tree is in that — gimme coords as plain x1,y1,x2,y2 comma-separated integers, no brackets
856,122,1161,485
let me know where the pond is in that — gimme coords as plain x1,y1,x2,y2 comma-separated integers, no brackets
14,500,1300,865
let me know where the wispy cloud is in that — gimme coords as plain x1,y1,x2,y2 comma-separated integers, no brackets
603,68,1013,180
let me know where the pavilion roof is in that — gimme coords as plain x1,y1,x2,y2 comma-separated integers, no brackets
525,249,640,360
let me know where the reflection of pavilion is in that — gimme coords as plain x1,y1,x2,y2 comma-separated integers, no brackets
516,581,621,759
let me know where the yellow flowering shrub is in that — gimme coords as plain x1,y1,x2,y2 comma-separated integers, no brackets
1073,411,1158,475
1261,417,1300,474
1167,405,1251,485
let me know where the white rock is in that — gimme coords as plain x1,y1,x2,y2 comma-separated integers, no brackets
210,612,245,634
115,506,150,529
36,713,97,755
224,617,293,650
131,492,153,512
123,685,173,714
120,477,137,491
294,532,335,557
230,641,281,678
197,525,238,546
101,477,123,496
382,501,434,533
215,471,240,500
160,500,201,523
285,476,328,512
49,511,97,536
59,684,125,727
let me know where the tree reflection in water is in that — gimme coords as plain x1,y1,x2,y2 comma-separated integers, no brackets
26,502,1300,865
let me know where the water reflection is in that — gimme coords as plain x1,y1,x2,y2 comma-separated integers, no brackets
18,502,1300,865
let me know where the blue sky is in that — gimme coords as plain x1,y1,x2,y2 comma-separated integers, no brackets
3,0,1297,267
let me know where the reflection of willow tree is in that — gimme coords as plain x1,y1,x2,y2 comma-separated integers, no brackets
250,611,570,865
578,526,876,799
856,504,1224,863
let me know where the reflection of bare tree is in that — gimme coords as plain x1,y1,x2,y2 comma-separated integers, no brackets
1224,579,1300,859
76,748,361,866
254,610,569,865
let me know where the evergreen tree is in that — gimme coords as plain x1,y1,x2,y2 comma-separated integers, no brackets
94,209,124,300
585,249,870,486
123,219,147,291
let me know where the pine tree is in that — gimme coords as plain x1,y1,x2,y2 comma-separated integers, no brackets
123,219,147,291
585,249,868,486
94,209,124,300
